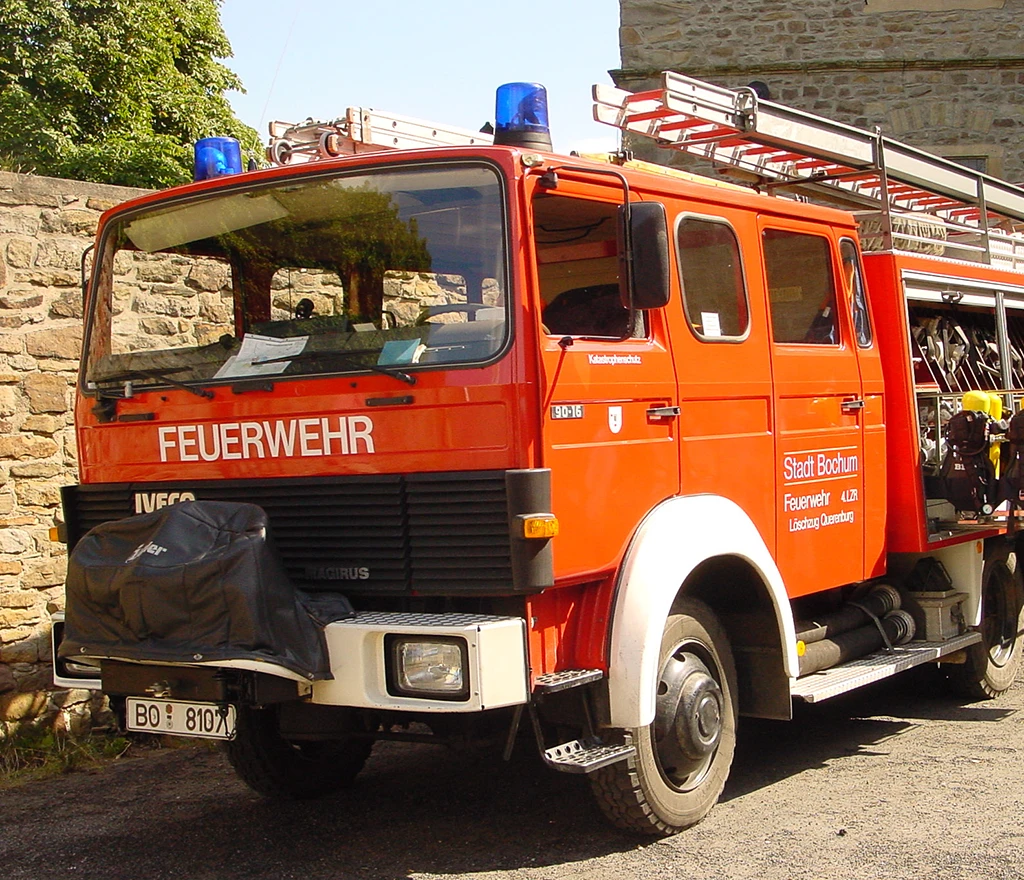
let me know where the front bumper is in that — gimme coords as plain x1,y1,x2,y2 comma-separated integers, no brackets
53,609,530,714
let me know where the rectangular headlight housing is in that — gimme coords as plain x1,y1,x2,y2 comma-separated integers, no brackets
315,612,528,712
385,635,470,701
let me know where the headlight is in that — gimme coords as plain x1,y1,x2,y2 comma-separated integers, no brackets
385,636,469,701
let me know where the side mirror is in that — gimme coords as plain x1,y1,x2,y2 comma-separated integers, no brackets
618,201,671,311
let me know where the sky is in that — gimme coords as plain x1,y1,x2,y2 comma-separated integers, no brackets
218,0,622,156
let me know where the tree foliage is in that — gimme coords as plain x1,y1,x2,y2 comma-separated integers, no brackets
0,0,260,188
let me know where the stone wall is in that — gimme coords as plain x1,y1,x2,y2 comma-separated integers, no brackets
0,171,148,735
616,0,1024,181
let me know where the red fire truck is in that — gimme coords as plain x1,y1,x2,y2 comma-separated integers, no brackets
52,75,1024,835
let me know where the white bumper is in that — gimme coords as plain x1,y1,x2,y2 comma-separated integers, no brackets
311,611,529,712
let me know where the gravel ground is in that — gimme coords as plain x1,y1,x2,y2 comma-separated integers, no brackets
1,665,1022,880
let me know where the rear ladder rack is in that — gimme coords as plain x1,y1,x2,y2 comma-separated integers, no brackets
594,72,1024,267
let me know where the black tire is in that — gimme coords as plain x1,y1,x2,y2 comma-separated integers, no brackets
945,542,1024,700
590,598,738,835
225,705,373,800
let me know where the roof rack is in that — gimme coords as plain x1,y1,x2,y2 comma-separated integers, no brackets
594,72,1024,268
267,108,493,166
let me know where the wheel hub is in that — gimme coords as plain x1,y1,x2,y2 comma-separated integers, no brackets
674,665,723,759
654,648,725,787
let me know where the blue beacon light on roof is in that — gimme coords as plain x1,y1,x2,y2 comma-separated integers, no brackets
193,137,243,182
493,83,552,151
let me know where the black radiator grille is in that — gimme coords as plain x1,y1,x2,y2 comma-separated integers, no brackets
62,472,514,595
407,474,513,592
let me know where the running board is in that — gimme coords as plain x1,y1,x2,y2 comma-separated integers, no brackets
791,632,982,703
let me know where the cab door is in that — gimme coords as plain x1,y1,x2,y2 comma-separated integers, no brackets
762,221,866,597
531,180,679,582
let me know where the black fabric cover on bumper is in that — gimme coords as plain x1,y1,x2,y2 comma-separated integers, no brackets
59,500,353,680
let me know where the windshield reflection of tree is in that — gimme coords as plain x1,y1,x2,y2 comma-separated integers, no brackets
228,184,432,328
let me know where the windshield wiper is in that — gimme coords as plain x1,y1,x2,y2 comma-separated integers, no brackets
254,349,417,386
92,369,215,399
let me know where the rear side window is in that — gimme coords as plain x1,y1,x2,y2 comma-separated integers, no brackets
763,229,838,345
677,217,749,340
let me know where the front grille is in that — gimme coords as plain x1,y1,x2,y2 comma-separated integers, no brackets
62,472,514,595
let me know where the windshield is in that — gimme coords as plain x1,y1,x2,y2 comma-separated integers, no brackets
84,163,508,391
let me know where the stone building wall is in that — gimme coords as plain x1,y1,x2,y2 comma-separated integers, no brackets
616,0,1024,181
0,171,148,734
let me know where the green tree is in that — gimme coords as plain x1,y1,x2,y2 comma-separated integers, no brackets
0,0,260,188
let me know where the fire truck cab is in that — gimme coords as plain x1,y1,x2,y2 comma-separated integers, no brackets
52,77,1024,835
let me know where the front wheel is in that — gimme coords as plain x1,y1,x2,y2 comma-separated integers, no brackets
225,705,373,800
945,543,1024,700
590,598,738,835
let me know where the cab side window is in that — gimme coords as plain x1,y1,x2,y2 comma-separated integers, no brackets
677,216,749,340
763,229,838,345
533,193,641,339
840,239,873,348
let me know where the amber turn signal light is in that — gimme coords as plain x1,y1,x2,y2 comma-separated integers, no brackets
520,514,559,539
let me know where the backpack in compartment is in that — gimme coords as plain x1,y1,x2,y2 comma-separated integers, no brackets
999,409,1024,505
940,409,996,515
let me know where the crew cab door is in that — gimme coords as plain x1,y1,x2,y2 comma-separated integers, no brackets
531,180,679,581
762,221,866,596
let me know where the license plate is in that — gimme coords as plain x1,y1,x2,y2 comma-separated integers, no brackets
126,698,237,740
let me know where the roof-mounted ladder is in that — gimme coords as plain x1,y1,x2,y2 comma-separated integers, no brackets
267,108,493,166
594,72,1024,267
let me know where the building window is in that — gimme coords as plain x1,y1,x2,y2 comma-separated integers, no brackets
865,0,1004,11
946,155,988,174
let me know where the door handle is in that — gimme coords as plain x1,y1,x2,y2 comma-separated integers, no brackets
842,398,865,413
647,405,681,419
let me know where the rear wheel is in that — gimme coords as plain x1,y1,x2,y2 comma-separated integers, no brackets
945,543,1024,700
590,598,738,835
225,705,373,799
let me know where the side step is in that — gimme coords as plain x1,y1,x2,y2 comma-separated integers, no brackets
533,669,604,694
528,669,636,773
542,739,636,774
791,632,982,703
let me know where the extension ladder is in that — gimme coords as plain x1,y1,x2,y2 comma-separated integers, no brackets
267,108,493,166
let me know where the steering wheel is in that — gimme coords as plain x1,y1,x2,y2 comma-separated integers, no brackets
416,302,496,325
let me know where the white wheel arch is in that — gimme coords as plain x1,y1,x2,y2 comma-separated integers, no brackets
607,494,798,729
